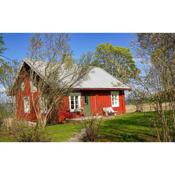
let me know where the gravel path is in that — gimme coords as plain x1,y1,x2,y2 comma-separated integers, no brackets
68,129,86,142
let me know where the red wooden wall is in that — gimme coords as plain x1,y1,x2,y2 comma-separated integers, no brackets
57,90,126,122
15,73,126,123
84,90,125,116
16,76,39,121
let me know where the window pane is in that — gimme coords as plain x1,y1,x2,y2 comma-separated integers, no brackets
71,96,75,109
71,104,74,109
71,96,74,101
75,96,78,109
111,93,119,107
70,95,80,111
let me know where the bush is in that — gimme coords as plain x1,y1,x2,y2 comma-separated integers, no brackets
0,116,3,128
9,120,50,142
82,117,102,142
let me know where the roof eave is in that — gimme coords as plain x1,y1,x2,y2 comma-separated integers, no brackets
73,87,131,91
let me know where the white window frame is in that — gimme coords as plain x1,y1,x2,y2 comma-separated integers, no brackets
111,91,119,107
23,96,30,113
69,95,81,112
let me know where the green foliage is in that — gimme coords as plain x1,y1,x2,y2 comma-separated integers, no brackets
61,53,74,68
1,112,174,142
0,103,13,119
82,118,102,142
10,120,50,142
0,57,18,92
93,43,139,83
0,35,6,54
137,33,175,87
0,57,12,75
0,122,82,142
0,115,3,128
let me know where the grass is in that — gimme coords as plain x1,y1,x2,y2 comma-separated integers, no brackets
0,122,82,142
97,112,158,142
0,112,158,142
0,131,16,142
45,123,82,142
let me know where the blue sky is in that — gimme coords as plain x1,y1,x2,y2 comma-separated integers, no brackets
2,33,137,62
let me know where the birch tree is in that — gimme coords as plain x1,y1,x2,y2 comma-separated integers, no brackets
134,33,175,141
28,33,90,127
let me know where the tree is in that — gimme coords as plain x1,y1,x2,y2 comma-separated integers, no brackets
61,53,74,68
136,33,175,141
93,43,139,83
0,35,18,119
28,33,90,127
137,33,175,89
0,34,6,54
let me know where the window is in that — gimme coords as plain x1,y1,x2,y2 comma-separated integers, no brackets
39,97,47,113
111,91,119,107
23,96,30,113
69,93,81,112
30,81,37,93
21,81,25,91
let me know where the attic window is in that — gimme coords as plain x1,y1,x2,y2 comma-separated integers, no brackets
21,82,25,91
111,91,119,107
23,96,30,113
30,81,37,92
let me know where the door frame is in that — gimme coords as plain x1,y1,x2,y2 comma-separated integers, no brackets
82,93,91,116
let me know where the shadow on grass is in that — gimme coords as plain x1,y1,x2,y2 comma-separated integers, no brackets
97,112,158,142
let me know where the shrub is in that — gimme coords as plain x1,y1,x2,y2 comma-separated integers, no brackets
10,120,50,142
0,116,3,128
82,117,102,142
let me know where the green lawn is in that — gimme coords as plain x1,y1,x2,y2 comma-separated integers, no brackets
0,112,158,142
45,123,82,142
0,129,16,142
0,122,82,142
97,112,158,142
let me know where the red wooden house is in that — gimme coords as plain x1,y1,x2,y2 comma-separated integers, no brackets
9,59,130,123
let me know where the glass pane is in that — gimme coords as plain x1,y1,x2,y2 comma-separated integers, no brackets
71,96,75,110
75,96,78,109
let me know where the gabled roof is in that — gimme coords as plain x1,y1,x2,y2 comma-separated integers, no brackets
25,59,130,90
9,59,131,95
74,67,130,90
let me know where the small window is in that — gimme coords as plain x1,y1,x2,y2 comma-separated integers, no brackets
111,91,119,107
69,94,81,112
23,96,30,113
21,82,25,91
30,81,37,93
